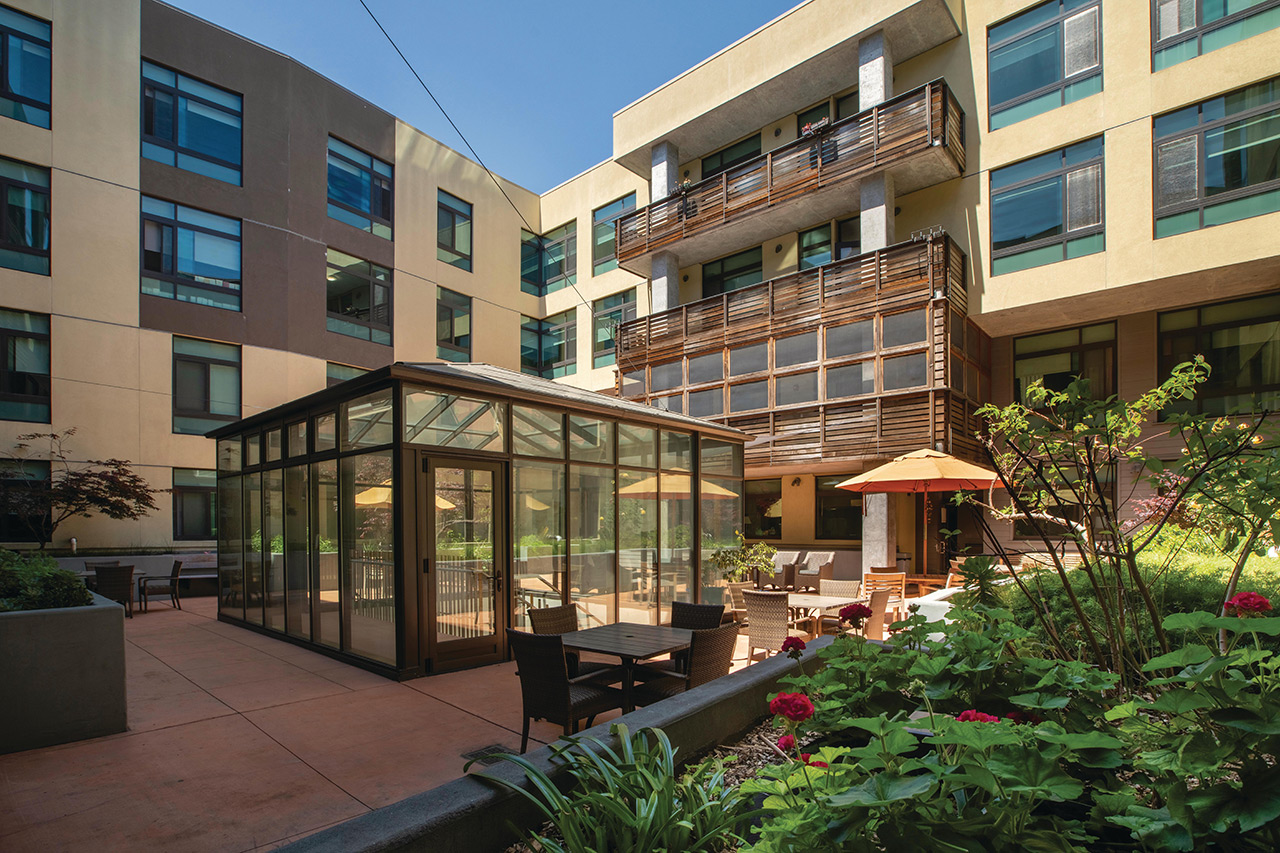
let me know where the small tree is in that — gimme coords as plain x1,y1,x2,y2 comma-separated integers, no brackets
0,429,159,550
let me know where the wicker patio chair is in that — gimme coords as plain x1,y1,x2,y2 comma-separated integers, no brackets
795,551,836,590
632,622,740,707
94,565,135,617
724,581,755,624
528,604,621,682
139,560,183,612
862,571,907,621
82,560,118,592
742,589,806,660
817,579,863,634
507,629,625,753
865,590,892,641
760,550,803,589
635,601,725,678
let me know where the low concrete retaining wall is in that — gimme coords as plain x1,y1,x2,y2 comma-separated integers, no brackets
285,636,834,852
0,591,127,754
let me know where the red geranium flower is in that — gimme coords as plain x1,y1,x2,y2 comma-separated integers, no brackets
777,734,796,752
1226,591,1273,615
956,709,999,723
840,603,874,625
781,637,806,656
799,753,828,768
769,692,815,723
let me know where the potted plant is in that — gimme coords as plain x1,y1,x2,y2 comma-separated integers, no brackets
707,530,777,583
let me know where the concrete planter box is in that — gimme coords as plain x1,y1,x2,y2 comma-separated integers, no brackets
0,591,127,754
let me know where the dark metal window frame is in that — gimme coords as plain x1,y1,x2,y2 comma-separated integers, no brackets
990,138,1105,270
1150,0,1280,68
326,362,369,388
437,189,473,271
1152,77,1280,232
1013,320,1117,403
521,312,576,378
172,337,241,430
325,248,392,343
0,458,49,543
592,193,636,274
798,222,834,270
141,196,243,309
744,477,782,540
436,285,471,361
173,468,217,540
987,0,1103,128
702,246,764,298
815,475,862,541
327,136,393,234
592,289,636,367
0,311,50,423
0,157,50,272
141,60,243,179
701,132,762,181
1157,294,1280,414
0,6,51,125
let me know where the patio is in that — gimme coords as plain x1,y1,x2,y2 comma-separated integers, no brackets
0,596,758,853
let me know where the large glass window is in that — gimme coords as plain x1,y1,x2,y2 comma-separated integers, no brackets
1159,293,1280,415
991,136,1104,275
988,0,1102,130
142,196,241,310
436,286,471,362
799,223,833,270
835,216,862,260
315,459,340,649
618,467,657,624
1014,322,1116,402
0,4,50,128
0,154,49,275
703,246,763,297
1154,77,1280,238
745,478,782,539
327,362,368,388
570,465,616,627
0,458,48,542
217,474,243,617
701,134,762,181
263,468,285,631
541,221,575,292
173,468,216,540
403,387,504,452
816,476,861,539
1154,0,1280,70
172,336,240,434
141,61,242,185
341,451,396,665
327,137,392,239
513,459,567,630
0,308,48,422
521,311,576,378
592,193,636,275
325,248,390,345
592,289,636,368
285,464,310,639
437,190,472,271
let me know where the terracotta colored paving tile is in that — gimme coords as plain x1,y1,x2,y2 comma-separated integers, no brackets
127,689,235,733
179,657,306,691
207,671,353,713
309,663,394,691
0,715,367,853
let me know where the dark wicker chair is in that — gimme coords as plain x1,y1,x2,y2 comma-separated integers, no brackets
82,560,118,592
632,622,740,707
139,560,183,612
507,629,625,753
664,601,726,674
94,565,135,617
528,603,620,682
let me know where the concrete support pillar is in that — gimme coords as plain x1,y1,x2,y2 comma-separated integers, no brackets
860,172,896,252
863,493,898,573
858,30,894,111
651,140,679,203
650,251,680,313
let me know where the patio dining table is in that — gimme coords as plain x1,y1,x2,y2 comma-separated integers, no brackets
562,622,692,712
787,591,867,635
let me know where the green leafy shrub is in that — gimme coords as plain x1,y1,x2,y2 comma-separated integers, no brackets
707,530,777,582
0,549,91,611
472,724,756,853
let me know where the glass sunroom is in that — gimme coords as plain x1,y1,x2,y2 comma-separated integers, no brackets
209,362,746,679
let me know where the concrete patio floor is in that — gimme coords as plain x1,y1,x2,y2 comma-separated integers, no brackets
0,596,759,852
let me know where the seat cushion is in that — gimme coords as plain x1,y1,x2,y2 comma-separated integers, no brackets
568,682,624,718
632,676,686,705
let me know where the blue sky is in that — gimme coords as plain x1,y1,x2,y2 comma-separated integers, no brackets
166,0,800,193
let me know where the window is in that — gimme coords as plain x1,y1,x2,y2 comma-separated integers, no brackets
1014,322,1115,403
0,308,48,422
744,479,781,539
797,101,830,135
325,248,390,345
991,136,1104,274
521,311,576,378
592,193,636,275
326,362,367,388
437,190,472,271
327,137,392,239
0,458,48,542
816,476,861,539
0,154,49,275
520,229,542,294
141,196,241,310
173,468,216,540
1159,294,1280,415
835,91,860,121
521,222,576,294
988,0,1102,130
172,336,240,434
1154,0,1280,70
0,5,49,128
592,289,636,368
799,223,833,270
437,286,471,362
701,134,761,181
835,216,861,260
141,61,242,185
702,246,763,297
1154,77,1280,238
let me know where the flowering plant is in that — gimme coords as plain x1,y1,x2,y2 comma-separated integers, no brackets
769,692,814,723
1226,591,1272,615
839,602,873,628
776,734,795,752
955,709,1000,723
781,636,806,659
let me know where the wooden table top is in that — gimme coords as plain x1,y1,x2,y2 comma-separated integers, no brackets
788,592,865,610
562,622,692,661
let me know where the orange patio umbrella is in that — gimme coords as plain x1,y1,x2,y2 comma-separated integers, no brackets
618,472,739,500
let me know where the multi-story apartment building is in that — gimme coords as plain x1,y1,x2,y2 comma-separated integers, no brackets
1,0,1277,589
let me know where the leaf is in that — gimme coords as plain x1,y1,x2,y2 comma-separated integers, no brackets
1186,775,1280,833
1162,611,1219,632
1107,807,1194,852
1208,707,1280,735
825,771,936,808
927,724,1022,751
1213,616,1280,636
1143,645,1214,672
985,748,1083,801
1009,691,1072,709
1145,688,1212,715
1033,727,1123,751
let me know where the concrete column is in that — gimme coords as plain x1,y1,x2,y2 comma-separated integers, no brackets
650,251,680,314
860,172,896,251
651,141,678,203
862,493,898,573
858,30,894,111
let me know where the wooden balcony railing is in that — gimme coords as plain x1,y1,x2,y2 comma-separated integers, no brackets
616,80,965,263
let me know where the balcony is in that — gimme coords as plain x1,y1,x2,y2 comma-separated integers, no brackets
616,234,991,468
615,80,965,276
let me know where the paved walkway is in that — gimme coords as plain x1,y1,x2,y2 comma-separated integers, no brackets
0,597,757,852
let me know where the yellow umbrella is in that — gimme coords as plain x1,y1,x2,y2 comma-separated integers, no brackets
524,494,550,511
355,480,456,510
618,472,739,500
